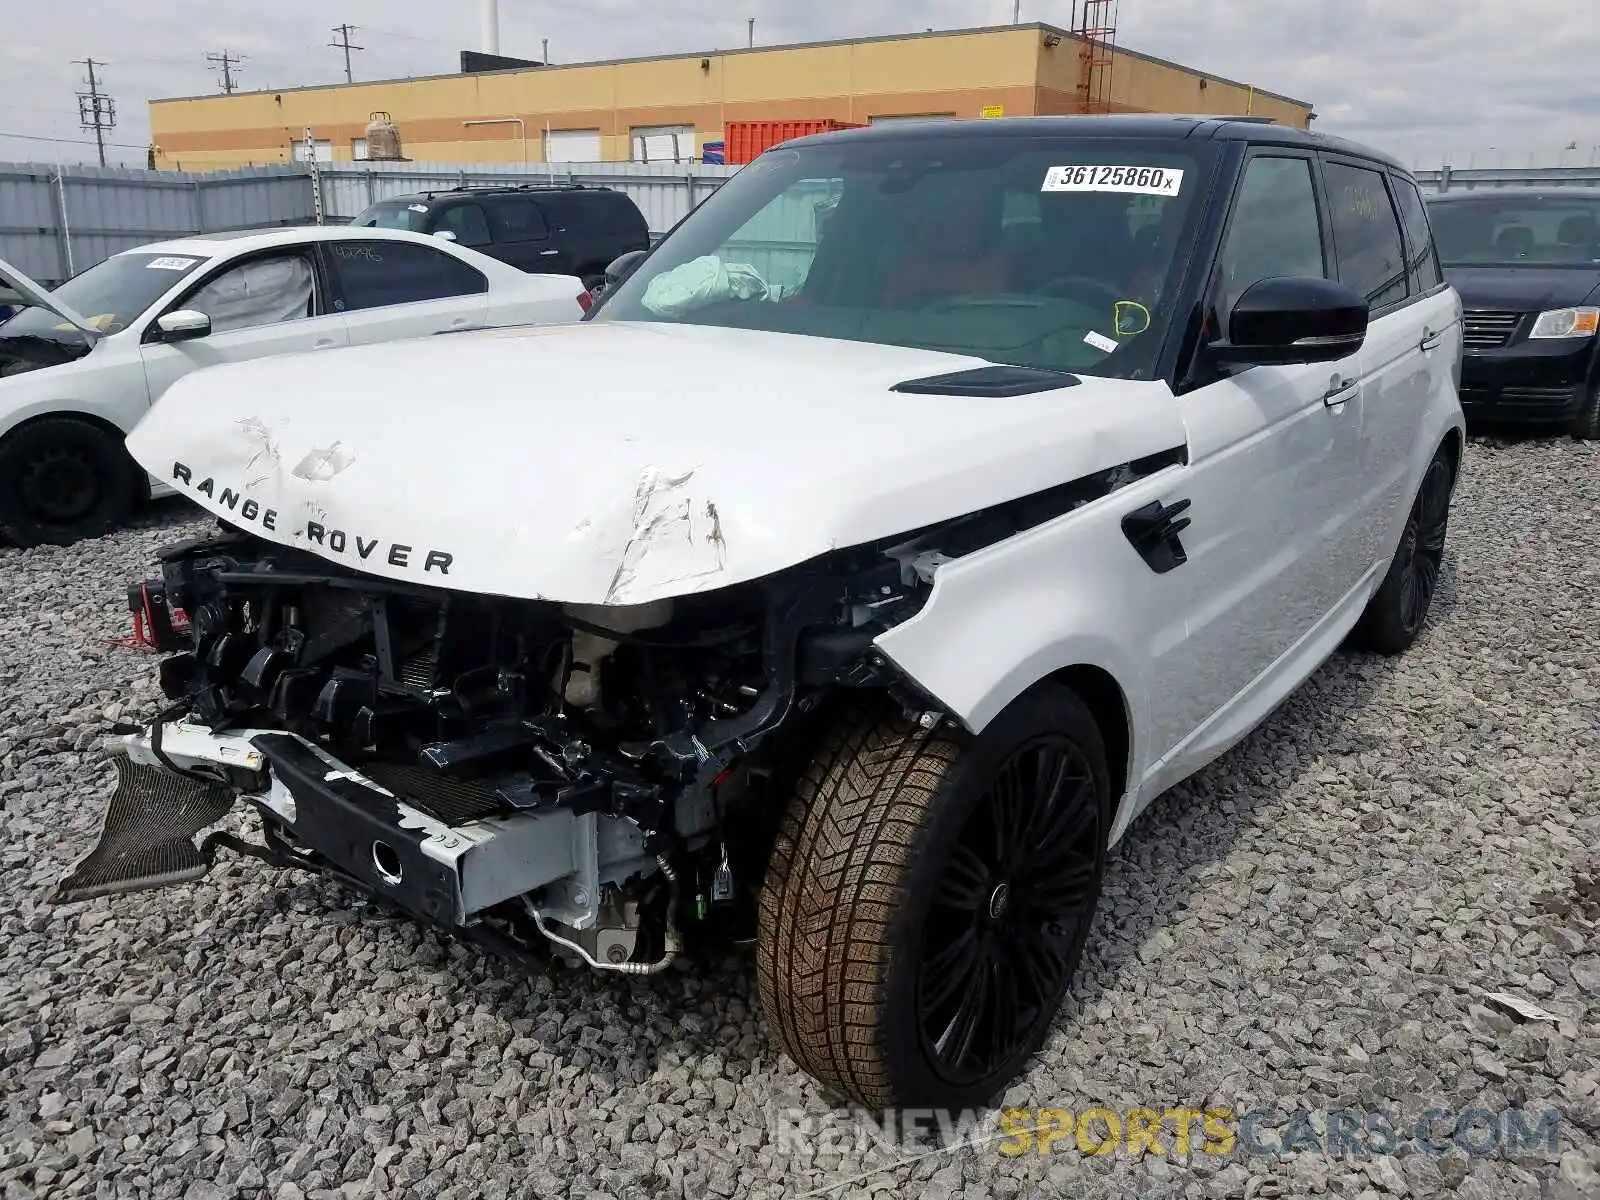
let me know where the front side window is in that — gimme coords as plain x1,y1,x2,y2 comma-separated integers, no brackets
1216,156,1327,312
594,135,1219,381
1427,195,1600,266
1325,162,1408,309
435,203,492,248
180,252,316,334
1391,178,1444,291
326,240,488,311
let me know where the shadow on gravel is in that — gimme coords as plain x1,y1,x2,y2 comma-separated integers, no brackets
1039,543,1469,1084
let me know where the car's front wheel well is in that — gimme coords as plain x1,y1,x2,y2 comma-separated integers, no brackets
1044,664,1131,805
1439,427,1464,481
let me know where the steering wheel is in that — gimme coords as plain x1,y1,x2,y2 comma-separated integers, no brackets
1037,275,1127,310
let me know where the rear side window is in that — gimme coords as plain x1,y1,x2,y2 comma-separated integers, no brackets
489,197,549,242
326,241,488,312
1390,178,1444,293
1324,162,1409,309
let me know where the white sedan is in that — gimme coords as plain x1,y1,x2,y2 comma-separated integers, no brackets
0,226,586,547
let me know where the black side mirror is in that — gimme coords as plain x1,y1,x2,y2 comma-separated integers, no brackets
1209,276,1369,366
605,249,647,288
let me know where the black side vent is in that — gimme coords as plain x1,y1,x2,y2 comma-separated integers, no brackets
890,365,1082,397
1121,497,1193,574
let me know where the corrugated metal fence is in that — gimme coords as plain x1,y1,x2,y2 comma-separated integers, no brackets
0,159,739,287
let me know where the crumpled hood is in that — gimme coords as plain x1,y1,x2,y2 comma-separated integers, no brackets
126,321,1187,605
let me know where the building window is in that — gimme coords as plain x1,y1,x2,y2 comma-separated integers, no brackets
630,125,693,164
291,138,334,164
351,137,370,161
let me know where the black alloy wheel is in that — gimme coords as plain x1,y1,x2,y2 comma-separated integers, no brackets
1395,456,1452,639
1347,443,1457,656
757,684,1112,1111
917,734,1101,1089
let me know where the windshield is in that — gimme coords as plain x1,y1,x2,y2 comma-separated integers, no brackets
1429,196,1600,266
0,251,207,344
351,201,430,231
593,135,1217,380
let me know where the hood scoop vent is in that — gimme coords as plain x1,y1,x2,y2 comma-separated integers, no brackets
889,364,1081,398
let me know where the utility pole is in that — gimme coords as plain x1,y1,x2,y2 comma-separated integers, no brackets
329,24,364,83
206,50,244,94
73,58,116,168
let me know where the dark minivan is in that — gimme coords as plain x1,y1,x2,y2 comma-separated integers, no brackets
1426,187,1600,438
350,184,650,289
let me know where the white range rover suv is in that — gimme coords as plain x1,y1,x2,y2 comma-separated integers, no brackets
53,116,1465,1112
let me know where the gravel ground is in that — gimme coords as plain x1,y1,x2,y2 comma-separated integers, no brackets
2,436,1598,1200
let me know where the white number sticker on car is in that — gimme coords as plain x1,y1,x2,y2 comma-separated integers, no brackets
145,256,200,271
1083,330,1120,353
1041,165,1185,196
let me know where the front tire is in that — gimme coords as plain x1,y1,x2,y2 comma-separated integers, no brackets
0,417,138,548
1348,446,1456,655
1572,386,1600,441
756,686,1111,1110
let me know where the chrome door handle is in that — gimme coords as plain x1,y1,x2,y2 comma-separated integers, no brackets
539,249,559,256
1323,375,1357,406
1419,327,1445,352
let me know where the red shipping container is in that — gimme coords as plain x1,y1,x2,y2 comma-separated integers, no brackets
724,119,864,165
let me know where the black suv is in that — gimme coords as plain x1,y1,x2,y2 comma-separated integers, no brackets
1427,186,1600,439
349,184,650,288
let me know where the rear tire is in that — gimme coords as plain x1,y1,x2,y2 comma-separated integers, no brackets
1348,446,1456,655
0,417,137,548
1572,386,1600,441
756,686,1111,1110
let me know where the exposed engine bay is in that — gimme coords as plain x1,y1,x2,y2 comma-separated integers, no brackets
99,521,953,970
60,450,1170,972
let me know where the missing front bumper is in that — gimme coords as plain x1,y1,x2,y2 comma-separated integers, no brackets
49,720,620,929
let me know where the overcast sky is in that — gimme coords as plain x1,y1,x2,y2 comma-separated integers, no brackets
2,1,1595,171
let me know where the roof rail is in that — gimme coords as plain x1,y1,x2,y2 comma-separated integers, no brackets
418,181,612,199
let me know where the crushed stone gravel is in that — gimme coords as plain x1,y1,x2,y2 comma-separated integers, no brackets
1,435,1597,1200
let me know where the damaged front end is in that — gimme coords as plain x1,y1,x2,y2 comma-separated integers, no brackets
53,524,952,970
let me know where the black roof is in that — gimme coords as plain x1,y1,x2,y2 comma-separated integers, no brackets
373,183,623,203
1427,186,1600,203
787,114,1408,175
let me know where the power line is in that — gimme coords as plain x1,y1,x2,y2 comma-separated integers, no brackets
206,50,244,94
329,24,365,83
72,57,116,168
0,129,147,151
360,24,457,47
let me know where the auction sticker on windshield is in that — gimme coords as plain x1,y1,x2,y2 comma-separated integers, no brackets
145,256,200,271
1042,165,1184,197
